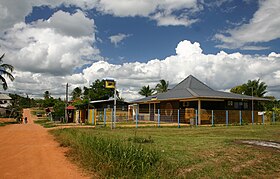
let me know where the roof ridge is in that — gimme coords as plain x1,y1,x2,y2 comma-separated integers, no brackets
186,88,198,96
172,75,213,91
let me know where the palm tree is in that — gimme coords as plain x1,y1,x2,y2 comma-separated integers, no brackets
244,79,267,97
0,53,14,90
139,85,154,97
44,91,50,99
230,79,267,97
155,79,169,93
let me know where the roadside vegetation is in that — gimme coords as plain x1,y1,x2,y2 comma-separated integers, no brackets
0,119,17,127
50,125,280,178
34,119,56,128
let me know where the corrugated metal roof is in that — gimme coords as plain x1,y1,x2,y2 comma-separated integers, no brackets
131,75,269,103
0,94,12,100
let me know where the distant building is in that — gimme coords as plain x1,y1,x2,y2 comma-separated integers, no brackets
0,93,12,116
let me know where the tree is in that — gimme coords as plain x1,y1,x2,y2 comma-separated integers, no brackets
155,79,169,93
230,85,245,94
87,79,114,101
139,85,154,97
230,79,267,97
53,99,65,119
71,87,82,100
44,91,50,99
0,53,14,90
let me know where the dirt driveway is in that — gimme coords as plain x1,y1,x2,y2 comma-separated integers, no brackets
0,109,89,179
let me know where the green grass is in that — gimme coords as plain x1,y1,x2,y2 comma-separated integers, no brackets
0,120,18,127
34,119,56,128
31,109,45,115
50,124,280,178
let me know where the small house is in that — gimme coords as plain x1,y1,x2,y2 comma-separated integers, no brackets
131,75,269,124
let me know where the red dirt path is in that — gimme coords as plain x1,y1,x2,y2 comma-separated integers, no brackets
0,109,90,179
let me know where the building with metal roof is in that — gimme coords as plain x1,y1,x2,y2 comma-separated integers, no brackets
131,75,269,125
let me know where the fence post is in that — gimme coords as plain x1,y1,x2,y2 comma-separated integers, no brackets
252,111,254,125
262,112,265,125
94,109,97,125
195,109,198,127
226,110,228,127
158,109,160,127
178,109,180,128
136,108,138,128
239,110,242,125
104,108,106,127
92,109,94,125
211,110,214,126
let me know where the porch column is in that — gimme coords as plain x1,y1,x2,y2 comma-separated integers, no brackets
198,99,201,125
149,103,151,120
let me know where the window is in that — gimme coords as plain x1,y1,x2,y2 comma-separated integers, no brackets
244,102,248,109
227,101,233,106
234,102,239,109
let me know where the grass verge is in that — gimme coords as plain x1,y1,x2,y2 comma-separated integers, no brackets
50,125,280,178
0,121,18,127
34,119,56,128
50,128,169,178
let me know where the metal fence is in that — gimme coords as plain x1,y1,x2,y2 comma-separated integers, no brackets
81,108,279,128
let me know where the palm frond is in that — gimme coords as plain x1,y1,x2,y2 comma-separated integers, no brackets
0,75,8,90
0,63,14,72
0,53,4,62
0,69,15,81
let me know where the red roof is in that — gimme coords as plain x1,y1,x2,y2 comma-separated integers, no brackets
66,105,76,110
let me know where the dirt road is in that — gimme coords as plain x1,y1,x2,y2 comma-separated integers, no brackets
0,109,89,179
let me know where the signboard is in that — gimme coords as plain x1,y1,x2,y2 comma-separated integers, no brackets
105,80,115,89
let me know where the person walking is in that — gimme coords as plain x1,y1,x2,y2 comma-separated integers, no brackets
24,117,28,124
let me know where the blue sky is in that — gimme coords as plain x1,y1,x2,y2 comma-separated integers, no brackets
0,0,280,100
25,0,278,63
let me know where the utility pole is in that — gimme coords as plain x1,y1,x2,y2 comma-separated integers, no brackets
113,83,116,129
250,87,254,124
65,83,69,123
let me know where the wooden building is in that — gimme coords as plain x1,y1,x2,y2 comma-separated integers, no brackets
131,75,269,124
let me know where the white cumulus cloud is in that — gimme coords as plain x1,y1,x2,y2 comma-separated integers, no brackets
81,40,280,101
0,0,202,33
1,10,100,76
109,33,131,46
215,0,280,50
4,39,280,100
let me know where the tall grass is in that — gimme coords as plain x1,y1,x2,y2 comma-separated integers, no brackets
34,119,56,128
51,129,166,178
51,125,280,178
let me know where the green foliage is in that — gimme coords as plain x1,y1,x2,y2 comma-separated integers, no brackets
51,129,162,178
139,85,154,97
0,121,18,127
263,97,280,112
71,87,82,100
0,53,14,90
72,98,89,109
44,90,50,99
51,126,280,178
53,99,65,118
155,79,169,93
34,119,56,128
87,79,114,100
8,94,36,119
230,79,267,97
230,85,245,94
128,135,154,144
42,97,56,108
